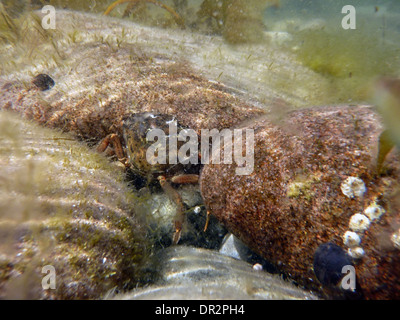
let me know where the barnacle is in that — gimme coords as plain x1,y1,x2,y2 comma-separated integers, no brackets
104,0,185,29
342,231,361,248
340,177,366,198
363,201,385,222
347,246,365,259
391,229,400,250
349,213,370,233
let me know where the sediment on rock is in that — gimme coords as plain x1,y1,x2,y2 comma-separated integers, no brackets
0,111,150,299
200,105,400,299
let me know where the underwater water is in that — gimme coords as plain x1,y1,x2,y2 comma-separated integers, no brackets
0,0,400,301
265,0,400,103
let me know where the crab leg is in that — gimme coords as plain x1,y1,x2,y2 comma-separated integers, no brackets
170,174,199,184
158,176,185,244
203,211,211,232
96,133,130,167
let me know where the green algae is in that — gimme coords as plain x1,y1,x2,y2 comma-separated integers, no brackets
377,129,396,175
0,6,64,74
197,0,278,44
287,174,321,201
288,27,400,103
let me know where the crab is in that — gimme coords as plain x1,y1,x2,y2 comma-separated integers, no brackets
96,112,203,244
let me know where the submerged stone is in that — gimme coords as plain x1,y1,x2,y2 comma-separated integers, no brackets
31,74,55,91
0,111,150,299
113,246,318,300
200,105,400,299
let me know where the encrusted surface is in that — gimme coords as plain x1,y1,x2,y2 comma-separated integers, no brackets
0,111,149,299
200,105,400,299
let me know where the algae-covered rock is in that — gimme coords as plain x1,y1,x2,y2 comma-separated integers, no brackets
200,105,400,299
0,111,149,299
0,9,332,118
113,246,318,300
0,17,264,144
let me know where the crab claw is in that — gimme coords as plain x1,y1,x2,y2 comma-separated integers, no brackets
173,223,182,245
158,175,185,245
203,211,211,232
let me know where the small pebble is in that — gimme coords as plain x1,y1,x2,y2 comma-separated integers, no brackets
32,74,55,91
252,263,263,271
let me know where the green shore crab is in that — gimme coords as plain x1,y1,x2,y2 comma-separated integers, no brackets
97,112,201,244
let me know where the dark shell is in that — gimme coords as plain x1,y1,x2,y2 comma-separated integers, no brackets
122,112,200,179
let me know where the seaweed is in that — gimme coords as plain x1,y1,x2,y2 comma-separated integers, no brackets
377,129,395,175
104,0,185,29
197,0,279,44
289,27,400,103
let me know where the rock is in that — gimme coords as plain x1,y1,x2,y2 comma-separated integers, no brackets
0,10,333,121
0,45,264,144
0,111,150,299
219,234,241,259
200,105,400,299
113,246,318,300
0,11,264,144
219,234,278,273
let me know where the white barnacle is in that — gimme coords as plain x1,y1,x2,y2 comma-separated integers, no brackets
343,231,361,247
348,246,365,259
391,229,400,250
364,202,385,221
349,213,370,233
340,177,366,198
